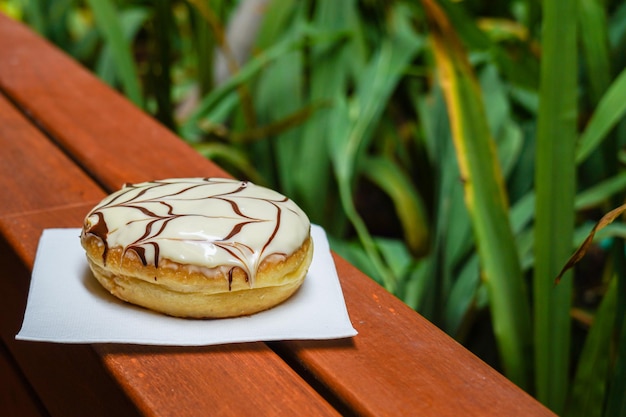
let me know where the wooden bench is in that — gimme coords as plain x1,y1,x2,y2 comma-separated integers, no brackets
0,13,556,417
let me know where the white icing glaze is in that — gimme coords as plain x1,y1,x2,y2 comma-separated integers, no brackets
82,178,310,284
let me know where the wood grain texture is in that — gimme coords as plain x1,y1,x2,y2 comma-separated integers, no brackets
274,255,556,417
0,236,142,417
97,344,341,417
0,203,340,417
0,13,229,189
0,95,105,217
0,121,130,416
0,204,100,269
0,15,342,413
0,341,46,417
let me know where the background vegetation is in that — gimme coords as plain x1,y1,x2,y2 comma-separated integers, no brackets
3,0,626,415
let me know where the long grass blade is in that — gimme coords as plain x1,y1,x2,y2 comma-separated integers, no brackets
422,0,532,388
95,8,148,86
605,293,626,417
292,0,360,225
186,90,239,141
181,32,308,137
565,277,617,417
576,67,626,165
533,0,577,411
578,0,611,106
254,23,305,196
361,155,429,256
192,142,263,184
577,0,620,187
329,7,421,290
188,0,257,128
416,86,475,325
188,1,215,96
86,0,143,106
150,0,175,129
330,96,395,289
575,172,626,210
444,255,480,337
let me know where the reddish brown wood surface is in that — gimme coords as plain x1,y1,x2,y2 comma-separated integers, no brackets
0,235,142,417
280,255,555,417
0,12,556,417
0,95,105,218
0,95,142,416
0,341,46,417
2,215,340,417
0,206,337,417
97,344,340,417
0,14,336,416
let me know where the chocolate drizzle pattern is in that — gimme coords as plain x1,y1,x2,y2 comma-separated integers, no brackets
81,178,310,288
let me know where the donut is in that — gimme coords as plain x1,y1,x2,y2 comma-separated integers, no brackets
80,178,313,318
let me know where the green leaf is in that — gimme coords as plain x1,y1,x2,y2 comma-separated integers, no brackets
375,237,413,279
562,279,616,417
478,64,524,179
292,0,361,225
21,0,46,35
255,26,305,196
424,0,532,389
510,191,535,234
575,172,626,210
329,96,395,289
95,8,148,87
188,1,215,96
182,33,304,133
400,259,430,311
416,86,474,324
605,284,626,417
86,0,143,106
444,255,480,337
328,5,422,292
255,0,300,50
361,155,429,256
533,0,577,411
192,142,263,184
577,67,626,165
183,24,346,137
326,236,379,283
578,0,612,105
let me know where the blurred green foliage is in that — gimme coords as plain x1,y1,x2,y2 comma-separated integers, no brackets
6,0,626,414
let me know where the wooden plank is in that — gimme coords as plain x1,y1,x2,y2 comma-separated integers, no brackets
277,255,557,416
0,13,229,189
0,234,142,417
0,91,142,416
0,94,104,218
0,17,342,414
0,203,100,269
0,341,46,417
96,344,341,417
0,207,340,417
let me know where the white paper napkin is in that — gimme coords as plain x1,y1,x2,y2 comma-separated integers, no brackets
16,225,357,345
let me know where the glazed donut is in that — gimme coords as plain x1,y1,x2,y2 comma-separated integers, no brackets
80,178,313,318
